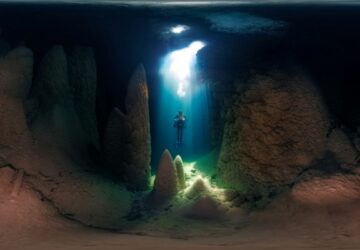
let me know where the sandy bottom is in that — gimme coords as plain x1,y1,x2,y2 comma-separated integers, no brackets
3,220,360,250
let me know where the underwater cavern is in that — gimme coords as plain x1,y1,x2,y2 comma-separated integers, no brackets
2,1,360,249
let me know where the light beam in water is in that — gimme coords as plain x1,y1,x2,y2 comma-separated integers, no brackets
153,40,210,168
163,41,205,98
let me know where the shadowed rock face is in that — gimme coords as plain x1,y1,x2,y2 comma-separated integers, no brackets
102,107,129,176
30,45,90,170
103,65,151,191
68,47,100,150
327,128,359,167
218,69,331,191
32,45,71,107
0,44,133,230
0,47,34,168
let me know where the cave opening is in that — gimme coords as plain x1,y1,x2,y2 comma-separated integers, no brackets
152,39,211,170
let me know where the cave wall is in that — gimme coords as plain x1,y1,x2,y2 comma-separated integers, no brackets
216,67,360,198
0,41,150,229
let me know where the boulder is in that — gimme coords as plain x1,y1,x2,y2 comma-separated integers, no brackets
218,69,330,191
174,155,186,190
152,149,178,201
186,177,211,199
68,47,100,149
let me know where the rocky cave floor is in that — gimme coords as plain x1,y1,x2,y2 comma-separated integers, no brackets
2,162,360,250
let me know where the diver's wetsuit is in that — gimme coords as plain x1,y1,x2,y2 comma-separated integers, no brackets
174,113,186,145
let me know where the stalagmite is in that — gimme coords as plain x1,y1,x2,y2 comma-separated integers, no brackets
152,149,178,201
124,64,151,190
103,64,151,191
174,155,186,190
186,177,211,199
68,47,100,149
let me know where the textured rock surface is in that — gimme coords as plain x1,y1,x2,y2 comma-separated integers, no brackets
0,44,133,232
186,177,211,199
125,65,151,190
68,47,100,149
174,155,186,190
31,45,87,169
218,70,330,191
102,108,129,175
327,128,359,166
152,149,178,201
186,196,224,220
27,172,133,230
103,65,151,190
0,47,34,167
32,45,71,107
292,174,360,205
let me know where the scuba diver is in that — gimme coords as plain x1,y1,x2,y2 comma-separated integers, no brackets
174,111,186,146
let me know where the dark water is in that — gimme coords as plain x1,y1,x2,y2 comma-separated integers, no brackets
0,3,360,167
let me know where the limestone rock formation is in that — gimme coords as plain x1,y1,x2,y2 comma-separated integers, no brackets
125,64,151,190
103,65,151,191
292,174,360,205
218,69,330,191
0,43,132,231
186,177,211,199
152,149,178,201
186,195,224,220
0,47,34,166
32,45,71,107
174,155,186,190
31,45,87,167
68,47,100,149
327,128,359,166
102,108,129,175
